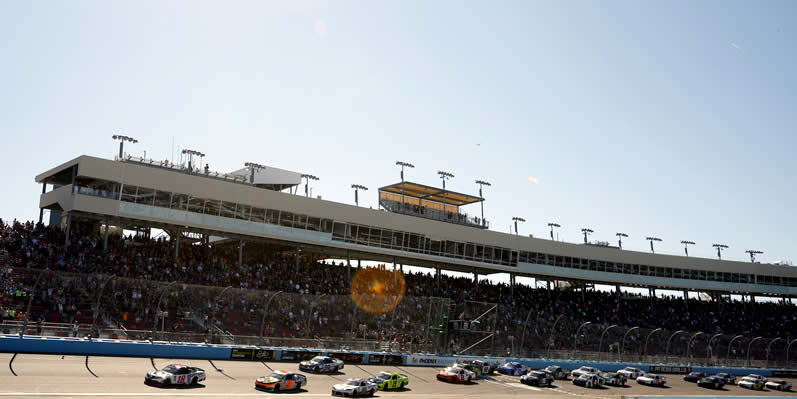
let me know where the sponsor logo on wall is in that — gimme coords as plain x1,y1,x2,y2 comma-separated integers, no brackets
405,355,505,367
328,352,365,364
230,348,275,360
772,370,797,378
368,354,403,365
281,350,322,361
648,366,692,374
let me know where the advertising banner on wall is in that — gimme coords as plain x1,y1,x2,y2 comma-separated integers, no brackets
328,352,365,364
648,365,691,374
280,350,322,361
404,355,505,367
368,354,404,365
229,348,276,361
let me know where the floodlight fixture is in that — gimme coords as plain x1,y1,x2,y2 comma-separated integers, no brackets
512,217,526,235
475,179,491,226
351,184,368,207
616,232,628,249
112,134,138,159
437,170,455,207
396,161,415,205
745,249,763,263
244,162,265,183
181,148,205,172
646,236,662,253
712,243,729,260
301,174,319,197
581,228,594,244
548,223,561,240
680,240,695,257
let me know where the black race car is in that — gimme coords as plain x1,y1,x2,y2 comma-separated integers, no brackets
520,370,554,386
697,376,726,390
684,371,706,382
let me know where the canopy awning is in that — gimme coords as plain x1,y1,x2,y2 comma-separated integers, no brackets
378,181,483,207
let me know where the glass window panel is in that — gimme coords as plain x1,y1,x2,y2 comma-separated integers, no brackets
188,197,205,214
356,226,370,245
171,193,188,210
235,204,250,220
204,199,220,216
321,219,334,233
251,207,266,223
332,222,347,240
136,187,155,205
391,231,403,249
307,217,321,231
294,214,307,229
266,209,279,224
153,190,171,208
121,185,138,203
280,212,294,227
220,201,236,218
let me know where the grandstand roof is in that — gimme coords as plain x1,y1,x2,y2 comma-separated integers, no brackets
378,181,483,207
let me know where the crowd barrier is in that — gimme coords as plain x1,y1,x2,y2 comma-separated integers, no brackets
2,334,793,378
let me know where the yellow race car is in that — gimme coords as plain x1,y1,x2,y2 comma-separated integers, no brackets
367,371,408,390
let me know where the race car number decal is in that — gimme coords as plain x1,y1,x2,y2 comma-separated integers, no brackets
285,381,292,389
176,376,186,384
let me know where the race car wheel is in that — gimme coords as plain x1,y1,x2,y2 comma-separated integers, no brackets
399,382,404,389
191,377,197,386
296,382,301,390
273,385,280,393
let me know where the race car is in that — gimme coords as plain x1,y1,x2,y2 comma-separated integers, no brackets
765,380,792,391
684,371,706,382
497,362,529,376
453,362,483,378
571,366,601,378
738,376,765,390
617,367,645,379
461,359,493,375
436,366,476,383
697,376,726,390
254,370,307,392
744,374,768,383
520,370,554,387
600,372,627,386
637,374,666,387
543,365,570,380
144,364,206,387
573,373,602,388
298,356,344,373
473,359,501,374
367,371,408,390
713,372,736,385
331,378,378,397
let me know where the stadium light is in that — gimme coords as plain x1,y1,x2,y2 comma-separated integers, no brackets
616,232,628,249
351,184,368,207
244,162,265,184
644,328,663,356
301,174,319,197
680,240,695,257
581,228,594,244
437,170,455,208
181,149,205,173
686,331,703,359
548,223,561,240
665,330,686,362
512,217,525,235
727,334,745,359
112,134,138,159
573,321,592,351
745,249,763,263
621,326,640,354
396,161,414,206
599,324,619,356
475,179,491,227
646,237,662,253
712,243,728,260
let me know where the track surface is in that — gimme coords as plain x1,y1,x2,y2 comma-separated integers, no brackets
1,354,796,399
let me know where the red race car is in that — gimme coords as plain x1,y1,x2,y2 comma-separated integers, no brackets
436,367,476,384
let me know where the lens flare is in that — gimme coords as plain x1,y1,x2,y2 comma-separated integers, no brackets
351,265,406,314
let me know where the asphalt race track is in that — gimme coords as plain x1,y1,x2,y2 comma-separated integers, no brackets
1,354,796,399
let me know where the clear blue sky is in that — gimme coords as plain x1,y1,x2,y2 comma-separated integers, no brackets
1,1,796,264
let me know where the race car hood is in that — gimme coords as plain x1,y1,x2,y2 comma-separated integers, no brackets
299,360,317,365
256,377,279,384
367,377,385,384
332,384,356,391
147,370,171,379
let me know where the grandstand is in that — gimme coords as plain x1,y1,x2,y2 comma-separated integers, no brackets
0,151,794,368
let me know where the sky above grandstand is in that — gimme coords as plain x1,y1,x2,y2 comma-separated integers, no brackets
1,1,796,265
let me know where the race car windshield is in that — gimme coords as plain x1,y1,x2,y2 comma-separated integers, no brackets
268,372,285,379
444,367,458,373
378,372,392,379
160,365,180,373
311,357,325,363
344,380,361,386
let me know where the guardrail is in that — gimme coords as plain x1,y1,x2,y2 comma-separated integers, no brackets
3,333,794,378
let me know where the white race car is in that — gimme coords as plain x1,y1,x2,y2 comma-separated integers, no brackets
617,367,645,379
144,364,206,387
637,374,666,387
765,380,792,391
299,356,344,373
571,366,601,378
331,378,378,397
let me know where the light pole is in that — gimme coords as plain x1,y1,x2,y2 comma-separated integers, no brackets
644,328,663,356
687,331,703,359
786,338,797,363
621,326,640,355
581,228,594,244
646,237,662,253
181,149,205,173
766,337,782,366
665,330,686,361
727,334,744,359
747,336,764,366
351,184,368,207
112,135,138,159
244,162,265,183
616,232,628,249
599,324,618,356
396,161,414,206
681,240,695,256
475,179,491,226
573,321,591,351
712,243,728,260
301,174,319,197
437,170,454,210
512,217,525,235
707,333,722,358
745,249,763,263
548,223,560,240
